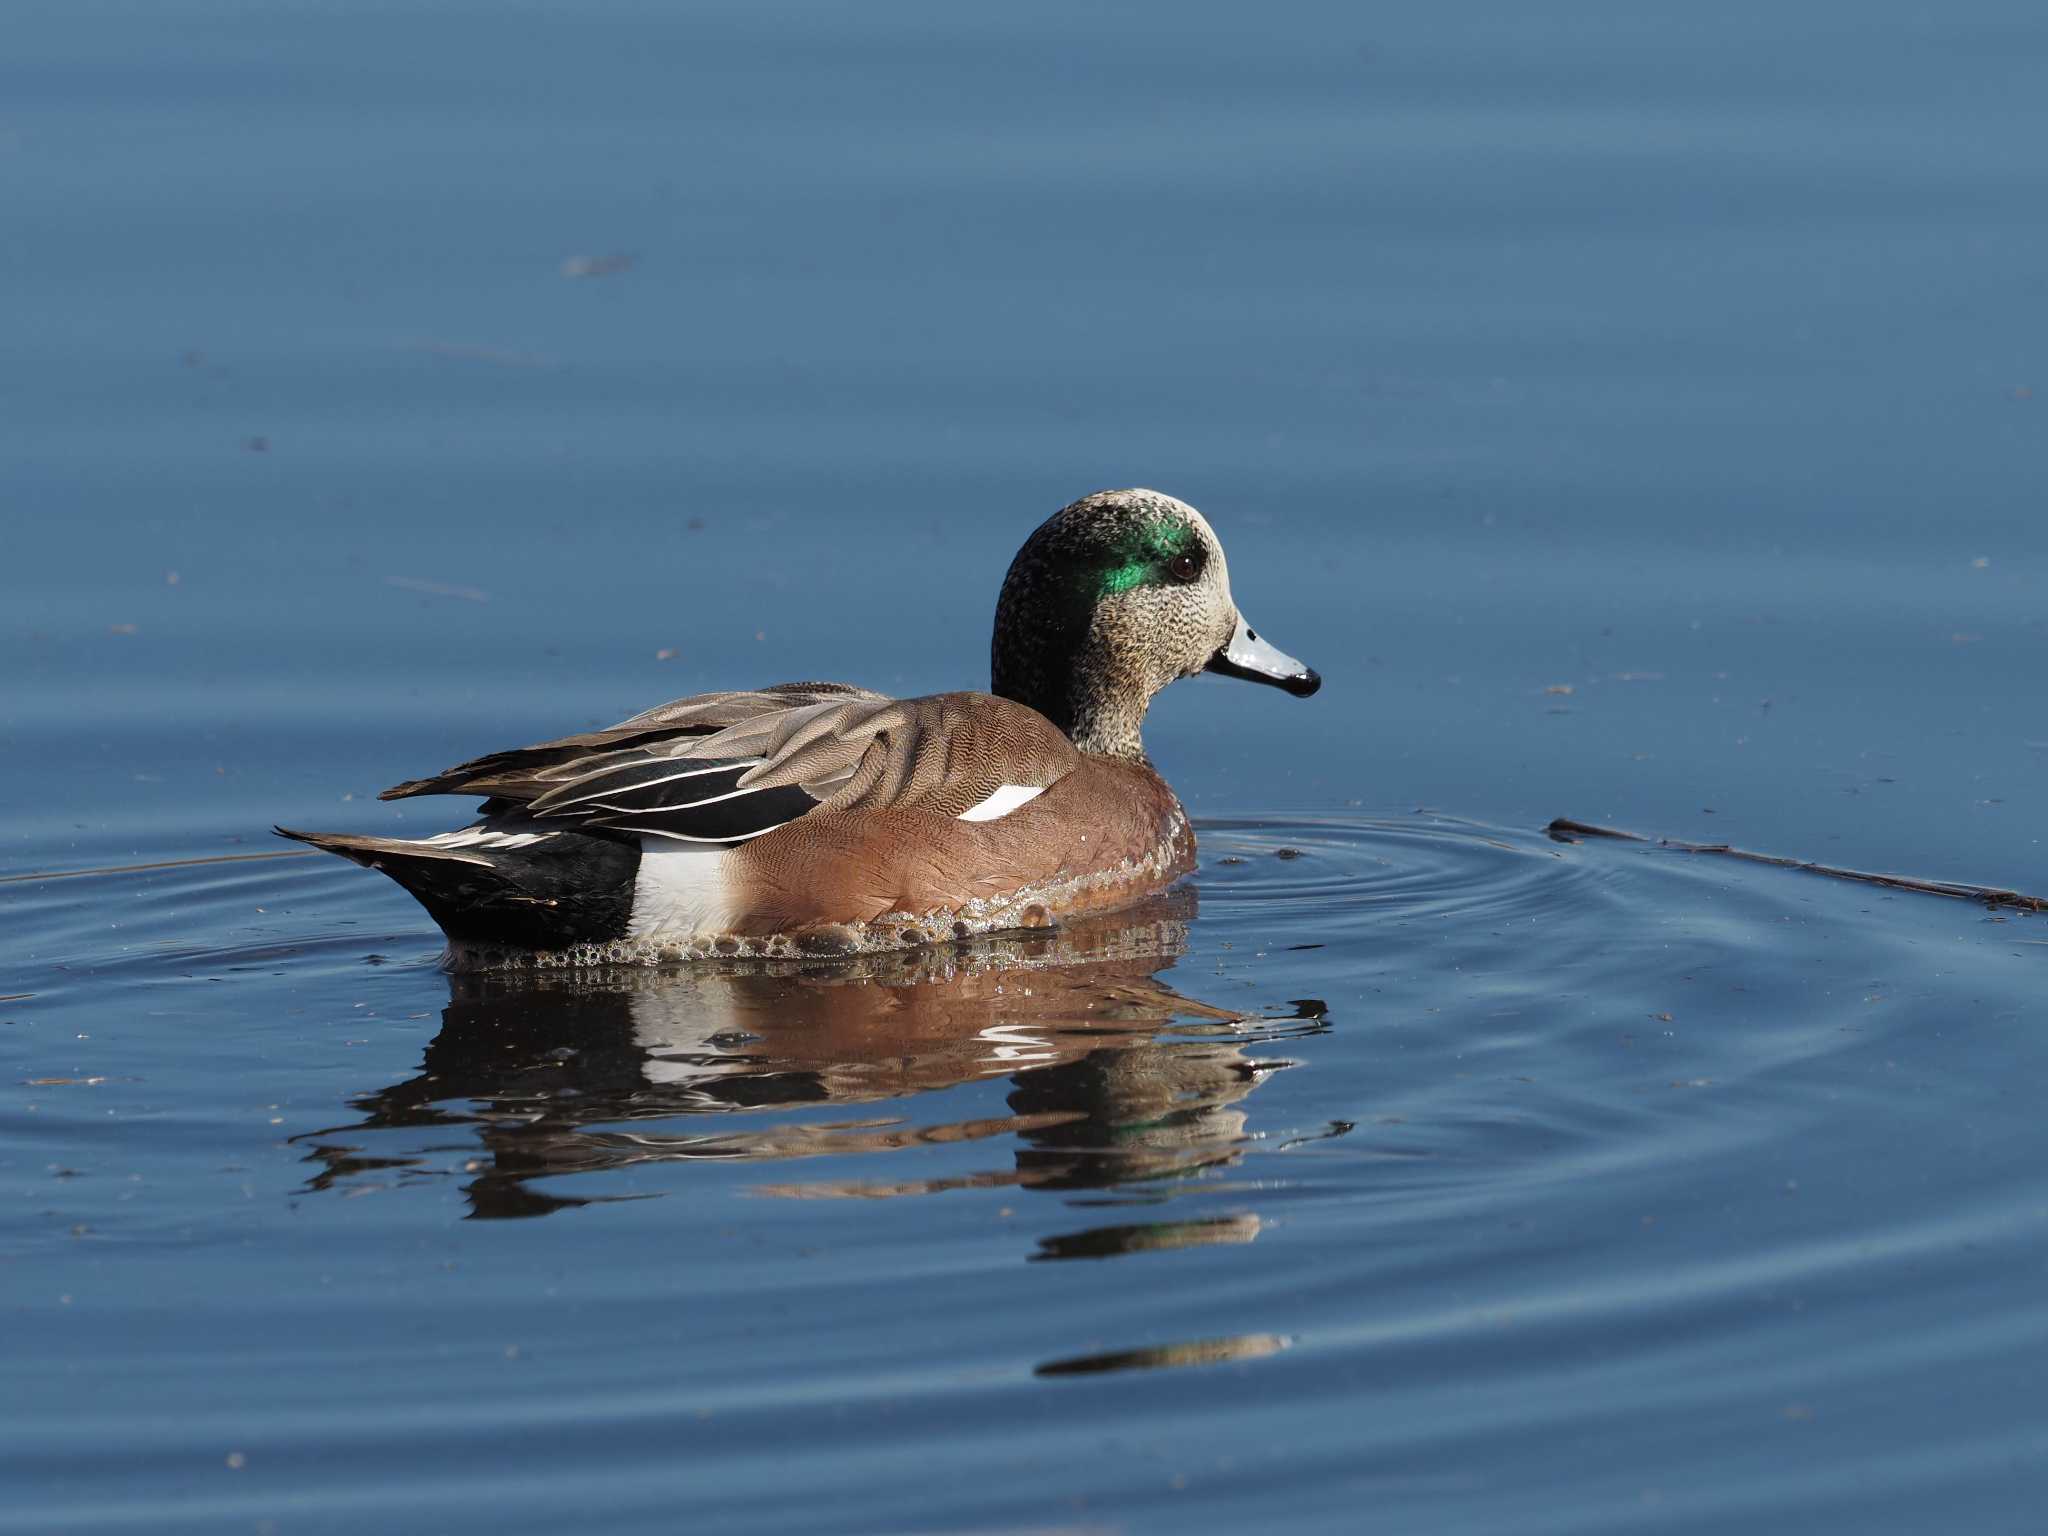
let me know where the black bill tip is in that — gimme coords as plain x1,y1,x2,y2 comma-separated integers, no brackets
1205,616,1322,698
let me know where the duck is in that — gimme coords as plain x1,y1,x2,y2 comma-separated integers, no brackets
278,488,1320,965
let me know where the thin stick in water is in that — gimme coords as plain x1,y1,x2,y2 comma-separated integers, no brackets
1545,818,2048,913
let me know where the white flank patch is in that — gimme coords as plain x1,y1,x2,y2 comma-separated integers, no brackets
957,784,1046,823
425,826,550,850
629,840,736,942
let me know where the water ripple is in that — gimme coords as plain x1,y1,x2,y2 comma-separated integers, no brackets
8,809,2045,1536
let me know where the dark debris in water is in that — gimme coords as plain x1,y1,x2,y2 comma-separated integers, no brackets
1276,1119,1357,1151
707,1030,764,1049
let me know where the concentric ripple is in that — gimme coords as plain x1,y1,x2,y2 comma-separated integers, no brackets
1196,811,1614,931
8,809,2046,1536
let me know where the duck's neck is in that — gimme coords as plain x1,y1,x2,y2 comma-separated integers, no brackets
1049,683,1152,762
993,643,1152,762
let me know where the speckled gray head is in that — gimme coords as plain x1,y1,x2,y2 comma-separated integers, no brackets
991,488,1320,759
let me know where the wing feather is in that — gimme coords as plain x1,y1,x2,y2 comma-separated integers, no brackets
378,682,886,803
593,781,818,842
527,758,766,816
374,683,1077,845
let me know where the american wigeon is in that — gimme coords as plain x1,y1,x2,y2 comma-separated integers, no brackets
279,488,1320,964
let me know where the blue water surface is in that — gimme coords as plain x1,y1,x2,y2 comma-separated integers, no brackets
5,2,2048,1532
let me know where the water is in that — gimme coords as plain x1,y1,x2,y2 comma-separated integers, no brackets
5,1,2048,1531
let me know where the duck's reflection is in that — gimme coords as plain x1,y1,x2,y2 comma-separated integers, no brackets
296,890,1327,1242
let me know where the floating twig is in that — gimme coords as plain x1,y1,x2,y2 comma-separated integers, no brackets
1546,818,2048,913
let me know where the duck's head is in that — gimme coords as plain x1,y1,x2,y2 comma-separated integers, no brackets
991,488,1321,759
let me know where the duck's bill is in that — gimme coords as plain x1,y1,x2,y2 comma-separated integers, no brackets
1206,616,1322,697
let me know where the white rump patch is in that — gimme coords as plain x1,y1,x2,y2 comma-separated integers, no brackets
425,826,550,850
957,784,1046,823
629,841,737,943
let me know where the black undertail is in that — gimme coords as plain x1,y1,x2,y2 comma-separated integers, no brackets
276,825,641,949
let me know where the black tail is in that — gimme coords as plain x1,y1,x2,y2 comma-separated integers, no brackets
276,826,639,949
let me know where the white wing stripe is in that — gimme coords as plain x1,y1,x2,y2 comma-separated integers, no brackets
628,822,791,844
577,782,783,817
425,827,552,849
541,758,767,808
957,784,1046,823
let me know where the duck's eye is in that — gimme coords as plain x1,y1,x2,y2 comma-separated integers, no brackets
1167,552,1202,584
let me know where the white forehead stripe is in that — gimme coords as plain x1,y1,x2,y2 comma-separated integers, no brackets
957,784,1046,822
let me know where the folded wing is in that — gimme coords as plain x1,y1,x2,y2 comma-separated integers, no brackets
378,684,1076,847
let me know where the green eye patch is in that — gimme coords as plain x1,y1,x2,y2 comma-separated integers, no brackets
1094,519,1196,598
